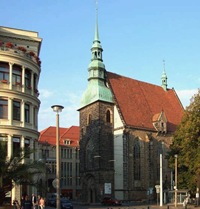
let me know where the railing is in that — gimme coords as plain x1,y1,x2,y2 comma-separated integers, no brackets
0,46,41,67
0,81,39,98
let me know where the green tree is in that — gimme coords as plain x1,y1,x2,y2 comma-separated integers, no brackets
168,89,200,194
0,143,45,206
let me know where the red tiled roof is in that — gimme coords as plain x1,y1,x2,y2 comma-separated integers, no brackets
39,126,80,147
107,72,184,132
60,126,80,147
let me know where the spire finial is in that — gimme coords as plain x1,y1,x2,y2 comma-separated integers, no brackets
163,59,165,72
94,0,99,42
95,0,98,16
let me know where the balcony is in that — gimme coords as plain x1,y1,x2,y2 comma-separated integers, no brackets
0,80,9,89
12,83,23,92
0,81,39,98
0,44,41,67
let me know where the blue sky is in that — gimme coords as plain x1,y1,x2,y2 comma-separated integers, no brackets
1,0,199,131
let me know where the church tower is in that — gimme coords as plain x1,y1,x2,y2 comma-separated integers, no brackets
78,7,114,203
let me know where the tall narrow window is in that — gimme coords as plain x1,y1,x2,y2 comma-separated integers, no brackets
13,101,21,121
13,137,20,154
25,138,30,148
0,99,8,119
34,74,37,92
33,107,37,126
106,110,111,123
12,65,22,85
25,69,31,88
0,62,9,82
87,114,92,125
134,142,141,180
25,138,30,159
0,135,8,156
25,103,30,123
76,162,80,186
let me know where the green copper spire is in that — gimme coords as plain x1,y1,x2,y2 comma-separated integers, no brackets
79,3,113,109
161,60,168,91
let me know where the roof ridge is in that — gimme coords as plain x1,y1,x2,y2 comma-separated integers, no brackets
107,71,173,90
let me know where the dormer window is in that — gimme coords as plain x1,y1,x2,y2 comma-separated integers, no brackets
64,140,71,145
152,111,167,133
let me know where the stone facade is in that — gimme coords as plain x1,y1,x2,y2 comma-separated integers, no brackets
78,12,183,203
119,128,172,201
79,101,114,203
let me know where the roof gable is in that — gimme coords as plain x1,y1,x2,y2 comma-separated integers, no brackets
39,126,80,147
107,72,184,132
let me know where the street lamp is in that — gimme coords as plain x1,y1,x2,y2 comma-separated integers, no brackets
51,105,64,209
174,154,178,207
160,141,164,206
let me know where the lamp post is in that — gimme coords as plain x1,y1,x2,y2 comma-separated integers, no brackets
174,154,178,207
160,154,163,206
51,105,64,209
160,141,164,206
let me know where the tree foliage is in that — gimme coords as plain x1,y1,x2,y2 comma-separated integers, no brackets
0,143,45,205
168,89,200,194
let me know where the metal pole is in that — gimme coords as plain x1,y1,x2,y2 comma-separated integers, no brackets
160,154,163,206
51,105,63,209
175,155,178,207
56,112,61,209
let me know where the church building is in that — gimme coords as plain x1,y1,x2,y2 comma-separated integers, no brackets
78,13,184,203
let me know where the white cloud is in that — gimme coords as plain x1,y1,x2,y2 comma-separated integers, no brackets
39,89,54,99
176,89,198,108
38,91,81,131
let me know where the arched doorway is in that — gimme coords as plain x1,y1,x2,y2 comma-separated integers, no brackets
82,174,96,203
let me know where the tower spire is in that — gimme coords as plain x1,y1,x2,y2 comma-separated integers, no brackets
161,60,168,91
94,0,99,41
79,1,114,109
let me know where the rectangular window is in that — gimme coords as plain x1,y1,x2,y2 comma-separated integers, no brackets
0,62,9,81
13,137,20,154
76,162,80,186
12,65,22,85
76,148,79,160
67,162,72,186
25,69,31,88
25,138,30,148
34,74,37,92
0,136,8,156
25,103,30,123
33,107,37,126
13,101,21,121
0,99,8,119
67,149,72,159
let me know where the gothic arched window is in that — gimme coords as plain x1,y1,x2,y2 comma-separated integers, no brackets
87,114,92,125
134,142,141,180
106,109,113,123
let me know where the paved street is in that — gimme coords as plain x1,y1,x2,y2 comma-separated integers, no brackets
46,203,200,209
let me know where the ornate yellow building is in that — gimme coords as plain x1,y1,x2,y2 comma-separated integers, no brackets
0,26,42,201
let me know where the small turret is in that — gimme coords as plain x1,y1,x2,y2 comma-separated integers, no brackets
161,60,168,91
